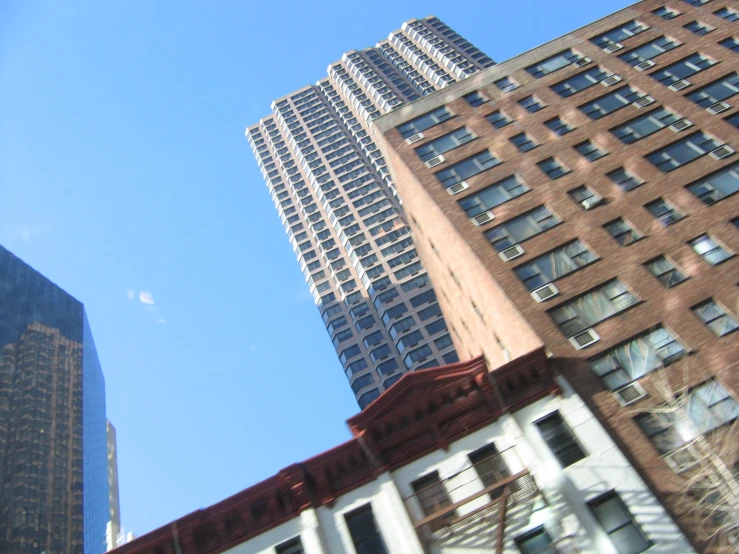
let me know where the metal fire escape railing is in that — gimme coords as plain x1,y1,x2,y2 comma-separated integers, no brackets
402,451,573,553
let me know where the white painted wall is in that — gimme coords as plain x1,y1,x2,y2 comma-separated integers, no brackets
225,377,694,554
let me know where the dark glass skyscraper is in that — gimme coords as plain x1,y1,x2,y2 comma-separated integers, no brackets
0,245,109,554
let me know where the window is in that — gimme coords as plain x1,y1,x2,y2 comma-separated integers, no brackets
485,206,560,251
526,49,582,78
549,279,639,337
645,255,688,287
588,492,652,554
355,314,376,330
415,127,475,162
357,389,380,409
404,344,433,368
714,7,739,21
389,316,415,339
551,66,610,97
464,91,487,107
469,443,511,498
519,95,545,112
607,167,644,191
653,6,680,19
590,326,685,390
687,163,739,204
458,174,529,217
510,132,538,152
535,412,586,466
646,132,724,172
333,328,354,347
495,76,519,92
619,36,680,64
575,140,607,161
397,330,423,353
351,373,375,394
369,344,391,362
486,110,512,128
363,330,384,347
645,198,685,225
591,20,648,48
690,234,732,264
727,112,739,128
398,106,453,138
605,219,643,245
377,359,399,376
693,299,739,336
720,37,739,53
411,472,456,530
544,116,573,135
515,527,556,554
345,504,388,554
579,86,643,119
515,240,597,291
435,151,501,188
636,379,739,453
345,359,368,379
538,157,569,179
340,345,362,364
275,537,304,554
651,53,716,87
610,108,679,144
682,0,710,5
683,20,713,34
686,73,739,108
569,185,601,208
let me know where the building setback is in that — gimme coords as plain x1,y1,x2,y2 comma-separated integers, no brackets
246,17,496,408
109,351,695,554
0,245,110,553
372,0,739,550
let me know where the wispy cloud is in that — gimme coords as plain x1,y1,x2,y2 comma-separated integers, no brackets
139,291,155,305
125,289,136,301
126,289,166,324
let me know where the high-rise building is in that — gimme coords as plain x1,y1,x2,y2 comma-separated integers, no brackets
0,245,109,554
246,17,495,408
372,0,739,550
106,420,121,551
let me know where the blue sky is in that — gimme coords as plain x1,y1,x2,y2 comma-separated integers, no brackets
1,0,632,537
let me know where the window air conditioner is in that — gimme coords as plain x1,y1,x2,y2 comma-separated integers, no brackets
568,328,600,350
614,382,648,406
634,60,656,71
709,145,736,160
581,195,604,210
668,79,691,91
405,132,424,144
663,444,701,473
633,95,655,108
573,56,592,67
601,75,622,86
531,283,559,303
603,43,624,53
499,244,525,262
425,154,446,168
706,101,731,115
471,210,495,226
669,119,693,132
447,181,469,195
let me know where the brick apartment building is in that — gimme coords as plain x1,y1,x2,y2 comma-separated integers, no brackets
372,0,739,550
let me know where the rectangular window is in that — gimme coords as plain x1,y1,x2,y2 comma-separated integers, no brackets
464,91,487,107
645,132,723,172
515,527,556,554
510,132,537,152
569,185,601,209
397,106,453,138
486,110,512,128
345,504,388,554
575,140,607,161
608,167,644,191
579,86,643,119
686,73,739,108
605,219,643,246
645,255,688,288
590,326,685,390
619,36,680,65
485,205,560,251
519,95,545,112
351,373,375,394
411,472,456,530
537,157,570,179
720,37,739,53
275,537,304,554
415,127,475,162
469,443,511,499
458,174,529,217
637,379,739,454
690,234,732,265
714,7,739,21
645,198,685,225
435,151,501,188
653,6,681,19
610,108,679,144
404,344,433,368
693,299,739,336
515,240,597,291
550,279,638,338
686,163,739,204
651,53,716,87
588,491,652,554
377,359,398,376
535,412,586,467
495,76,518,92
526,49,583,78
551,67,610,97
591,20,648,48
544,116,574,135
370,344,391,362
683,20,713,35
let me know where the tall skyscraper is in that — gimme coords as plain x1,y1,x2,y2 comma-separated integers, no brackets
106,421,121,551
246,17,495,408
0,245,109,554
372,0,739,548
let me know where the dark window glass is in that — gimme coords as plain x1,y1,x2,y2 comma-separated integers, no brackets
604,219,643,246
411,472,456,530
486,110,512,128
495,76,519,92
651,53,716,86
653,6,680,19
515,527,556,554
435,151,501,188
591,20,648,48
610,108,679,144
645,132,722,172
458,175,529,217
397,107,453,138
519,95,545,112
685,163,739,203
537,157,570,179
544,116,573,135
464,91,487,107
645,256,688,288
575,140,607,161
689,234,732,265
714,7,739,21
469,443,511,496
510,132,538,152
551,66,610,97
535,412,586,467
515,240,597,291
275,537,304,554
588,492,652,554
619,35,680,64
607,167,644,191
579,86,643,119
526,49,582,78
485,206,560,251
693,299,739,336
686,73,739,108
415,127,475,162
645,198,685,225
683,20,713,35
